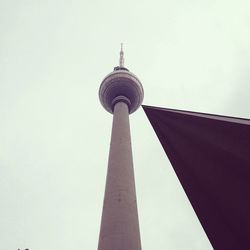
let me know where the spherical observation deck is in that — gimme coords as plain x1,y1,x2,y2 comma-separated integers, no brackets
99,66,144,114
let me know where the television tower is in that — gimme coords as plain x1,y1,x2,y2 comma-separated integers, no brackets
98,45,144,249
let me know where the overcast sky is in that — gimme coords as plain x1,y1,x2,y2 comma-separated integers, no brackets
1,0,250,249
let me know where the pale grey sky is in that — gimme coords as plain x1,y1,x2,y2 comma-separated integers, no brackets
1,0,250,249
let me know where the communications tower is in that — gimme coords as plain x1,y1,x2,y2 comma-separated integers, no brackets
98,45,144,249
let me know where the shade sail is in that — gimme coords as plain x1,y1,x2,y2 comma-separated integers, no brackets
143,105,250,250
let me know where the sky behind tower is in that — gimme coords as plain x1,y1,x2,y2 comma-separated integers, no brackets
1,0,250,249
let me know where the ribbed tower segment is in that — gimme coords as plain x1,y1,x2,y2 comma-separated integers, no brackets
98,47,143,249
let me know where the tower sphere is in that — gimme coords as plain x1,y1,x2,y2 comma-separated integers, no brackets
99,66,144,114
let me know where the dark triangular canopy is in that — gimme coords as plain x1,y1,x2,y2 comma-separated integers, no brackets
143,105,250,250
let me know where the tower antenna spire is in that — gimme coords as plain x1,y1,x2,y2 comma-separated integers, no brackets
119,43,124,67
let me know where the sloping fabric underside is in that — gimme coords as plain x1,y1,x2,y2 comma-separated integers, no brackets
143,105,250,250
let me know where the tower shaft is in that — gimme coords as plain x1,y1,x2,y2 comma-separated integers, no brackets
98,101,141,250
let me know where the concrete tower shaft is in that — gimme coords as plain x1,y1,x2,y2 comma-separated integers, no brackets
98,101,141,249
